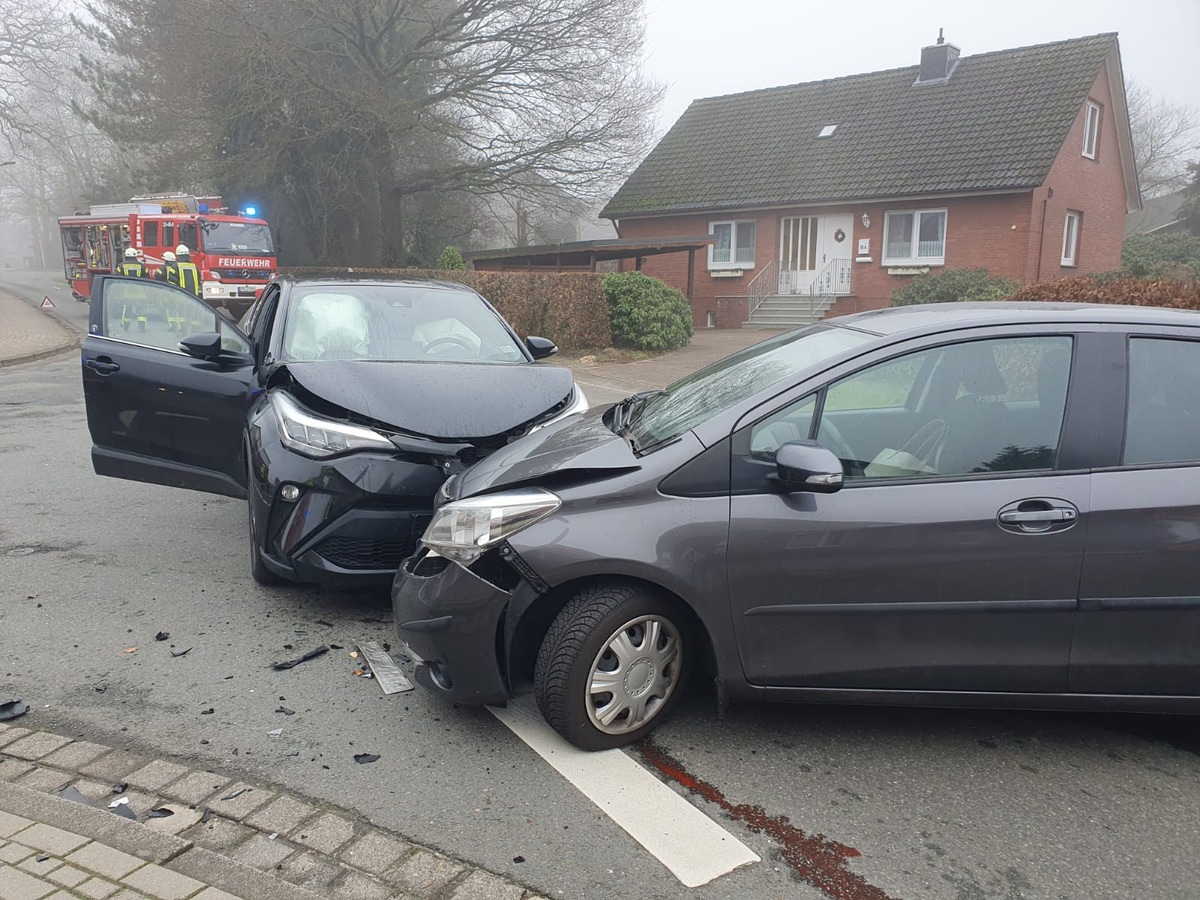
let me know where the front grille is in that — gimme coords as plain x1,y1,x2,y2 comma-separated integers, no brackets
216,269,272,281
315,535,417,570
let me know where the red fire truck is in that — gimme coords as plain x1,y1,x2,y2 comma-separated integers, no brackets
58,192,277,317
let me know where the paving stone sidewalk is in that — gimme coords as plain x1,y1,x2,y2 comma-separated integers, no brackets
0,289,80,368
0,723,543,900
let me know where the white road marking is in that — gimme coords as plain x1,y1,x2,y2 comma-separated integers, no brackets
489,700,759,887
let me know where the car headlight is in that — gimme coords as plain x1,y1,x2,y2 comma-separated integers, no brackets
422,488,561,564
530,384,589,433
271,391,393,458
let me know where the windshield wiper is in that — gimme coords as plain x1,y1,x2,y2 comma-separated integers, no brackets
611,389,665,438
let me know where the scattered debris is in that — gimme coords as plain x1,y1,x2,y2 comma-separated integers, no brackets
282,644,294,650
275,706,295,716
329,643,344,650
200,708,214,716
148,807,175,819
513,856,525,864
0,699,28,722
353,753,380,764
348,651,359,659
111,783,127,794
200,740,209,745
154,631,170,641
356,640,415,694
267,728,283,736
270,645,329,670
170,648,192,658
200,808,212,824
286,751,300,757
221,788,249,801
56,785,89,805
123,647,137,654
315,619,334,628
268,832,278,840
109,796,130,809
111,804,136,820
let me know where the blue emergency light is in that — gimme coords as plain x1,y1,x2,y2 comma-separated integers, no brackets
244,206,257,216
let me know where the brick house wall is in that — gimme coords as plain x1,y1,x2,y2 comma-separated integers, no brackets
613,69,1128,328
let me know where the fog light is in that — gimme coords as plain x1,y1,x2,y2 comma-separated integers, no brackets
280,484,301,502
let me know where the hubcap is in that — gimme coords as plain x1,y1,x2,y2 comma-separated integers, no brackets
585,615,682,736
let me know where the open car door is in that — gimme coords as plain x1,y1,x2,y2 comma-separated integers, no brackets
81,275,255,498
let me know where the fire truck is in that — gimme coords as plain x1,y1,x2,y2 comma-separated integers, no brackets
58,192,277,317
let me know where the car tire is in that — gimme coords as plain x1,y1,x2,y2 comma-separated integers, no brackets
534,582,689,750
247,474,282,586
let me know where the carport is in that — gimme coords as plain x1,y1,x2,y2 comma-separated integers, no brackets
464,236,714,303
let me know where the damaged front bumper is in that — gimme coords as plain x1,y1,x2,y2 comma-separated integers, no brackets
392,549,523,706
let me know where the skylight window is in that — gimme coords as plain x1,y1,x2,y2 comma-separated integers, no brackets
818,125,838,138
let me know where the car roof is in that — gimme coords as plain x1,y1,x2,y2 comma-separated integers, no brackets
835,302,1200,336
278,272,472,292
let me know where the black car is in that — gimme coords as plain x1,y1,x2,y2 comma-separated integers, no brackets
80,273,587,588
394,302,1200,749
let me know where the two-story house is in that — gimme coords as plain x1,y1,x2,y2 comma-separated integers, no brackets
602,33,1140,328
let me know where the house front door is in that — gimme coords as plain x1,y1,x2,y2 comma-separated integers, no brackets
779,214,854,294
778,217,818,294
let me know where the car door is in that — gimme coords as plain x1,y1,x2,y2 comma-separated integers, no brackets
1072,331,1200,696
82,275,255,498
727,332,1088,692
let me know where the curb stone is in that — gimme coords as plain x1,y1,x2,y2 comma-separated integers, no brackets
0,722,549,900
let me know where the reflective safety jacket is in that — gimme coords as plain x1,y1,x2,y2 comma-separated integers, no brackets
117,261,147,278
168,261,201,296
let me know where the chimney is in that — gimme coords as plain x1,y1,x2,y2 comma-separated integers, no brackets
917,28,960,83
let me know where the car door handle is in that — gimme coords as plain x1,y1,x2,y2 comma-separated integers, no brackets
997,498,1080,534
999,509,1076,524
85,357,120,375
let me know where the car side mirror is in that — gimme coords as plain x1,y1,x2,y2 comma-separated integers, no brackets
179,331,223,360
526,336,558,360
775,441,844,493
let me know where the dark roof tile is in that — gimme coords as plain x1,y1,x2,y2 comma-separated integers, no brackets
603,34,1116,218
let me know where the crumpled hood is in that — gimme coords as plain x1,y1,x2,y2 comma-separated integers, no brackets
286,360,574,441
454,409,638,496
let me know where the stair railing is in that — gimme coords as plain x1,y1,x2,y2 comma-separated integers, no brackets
746,259,778,317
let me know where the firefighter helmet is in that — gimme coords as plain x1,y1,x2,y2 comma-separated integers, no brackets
175,244,191,258
162,251,176,262
123,247,138,259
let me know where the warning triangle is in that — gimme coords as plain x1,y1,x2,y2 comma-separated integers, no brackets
40,295,55,309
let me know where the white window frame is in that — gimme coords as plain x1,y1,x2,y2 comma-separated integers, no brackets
1082,100,1101,159
882,209,947,266
1061,210,1082,267
708,219,756,270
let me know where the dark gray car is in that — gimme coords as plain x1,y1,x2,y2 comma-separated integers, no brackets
393,302,1200,750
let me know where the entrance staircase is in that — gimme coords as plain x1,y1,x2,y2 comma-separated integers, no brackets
743,293,838,329
742,258,852,329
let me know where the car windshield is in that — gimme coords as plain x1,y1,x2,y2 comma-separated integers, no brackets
200,220,274,254
627,325,872,449
280,283,528,363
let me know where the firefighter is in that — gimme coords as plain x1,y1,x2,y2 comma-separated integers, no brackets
117,248,149,332
155,250,177,283
172,244,202,297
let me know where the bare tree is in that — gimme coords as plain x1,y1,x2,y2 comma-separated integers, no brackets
75,0,663,266
1127,80,1200,198
0,0,75,147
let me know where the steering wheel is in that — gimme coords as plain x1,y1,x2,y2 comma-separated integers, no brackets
815,418,857,472
895,418,947,473
422,336,475,356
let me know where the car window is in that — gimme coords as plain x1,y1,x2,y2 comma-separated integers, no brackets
279,284,525,363
813,336,1072,479
1124,337,1200,465
103,278,249,354
750,394,816,459
629,325,871,450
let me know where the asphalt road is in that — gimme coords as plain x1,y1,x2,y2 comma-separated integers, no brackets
2,270,1200,900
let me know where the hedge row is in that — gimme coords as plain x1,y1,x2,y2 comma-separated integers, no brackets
1009,275,1200,309
284,267,611,353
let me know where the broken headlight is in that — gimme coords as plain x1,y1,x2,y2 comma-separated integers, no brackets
422,488,561,565
271,391,393,458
